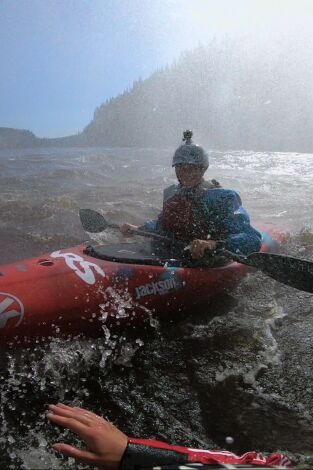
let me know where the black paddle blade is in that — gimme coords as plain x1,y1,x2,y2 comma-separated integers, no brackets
79,209,108,233
246,252,313,293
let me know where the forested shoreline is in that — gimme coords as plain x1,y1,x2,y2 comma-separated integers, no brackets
2,36,313,152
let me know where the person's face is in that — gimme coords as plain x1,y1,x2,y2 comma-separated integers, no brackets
175,165,206,188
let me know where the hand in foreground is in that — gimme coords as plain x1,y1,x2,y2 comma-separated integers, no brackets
120,223,138,235
47,403,128,470
190,239,217,259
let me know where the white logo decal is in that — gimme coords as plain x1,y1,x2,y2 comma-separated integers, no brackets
135,278,180,299
51,251,105,285
0,292,24,329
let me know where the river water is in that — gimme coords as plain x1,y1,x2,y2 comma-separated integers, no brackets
0,147,313,469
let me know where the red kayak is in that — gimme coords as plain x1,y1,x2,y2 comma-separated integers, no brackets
0,226,284,347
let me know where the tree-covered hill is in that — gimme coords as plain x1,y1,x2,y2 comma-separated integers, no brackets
82,36,313,151
2,35,313,151
0,128,38,148
0,127,81,149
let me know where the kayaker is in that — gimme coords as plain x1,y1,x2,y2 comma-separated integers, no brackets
47,403,293,469
120,130,262,261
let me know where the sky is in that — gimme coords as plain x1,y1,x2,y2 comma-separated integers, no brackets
1,0,313,137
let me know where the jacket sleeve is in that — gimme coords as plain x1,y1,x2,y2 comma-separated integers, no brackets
120,437,292,469
138,219,159,233
212,190,262,255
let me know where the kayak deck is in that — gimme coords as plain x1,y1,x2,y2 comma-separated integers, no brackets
0,228,282,346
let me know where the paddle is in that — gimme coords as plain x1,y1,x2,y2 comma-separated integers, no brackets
79,208,172,241
79,208,313,293
223,250,313,293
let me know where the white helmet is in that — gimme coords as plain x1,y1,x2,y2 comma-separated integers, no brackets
172,130,209,168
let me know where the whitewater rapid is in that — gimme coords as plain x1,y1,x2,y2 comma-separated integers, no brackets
0,147,312,469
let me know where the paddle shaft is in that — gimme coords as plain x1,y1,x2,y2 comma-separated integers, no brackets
79,208,313,293
107,221,174,242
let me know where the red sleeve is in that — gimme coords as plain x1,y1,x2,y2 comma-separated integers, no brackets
128,437,293,467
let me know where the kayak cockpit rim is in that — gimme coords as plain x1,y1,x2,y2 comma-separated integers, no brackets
83,243,230,268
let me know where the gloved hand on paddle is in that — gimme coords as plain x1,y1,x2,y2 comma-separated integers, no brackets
120,223,138,235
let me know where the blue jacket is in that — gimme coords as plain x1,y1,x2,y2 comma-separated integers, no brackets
140,182,262,255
